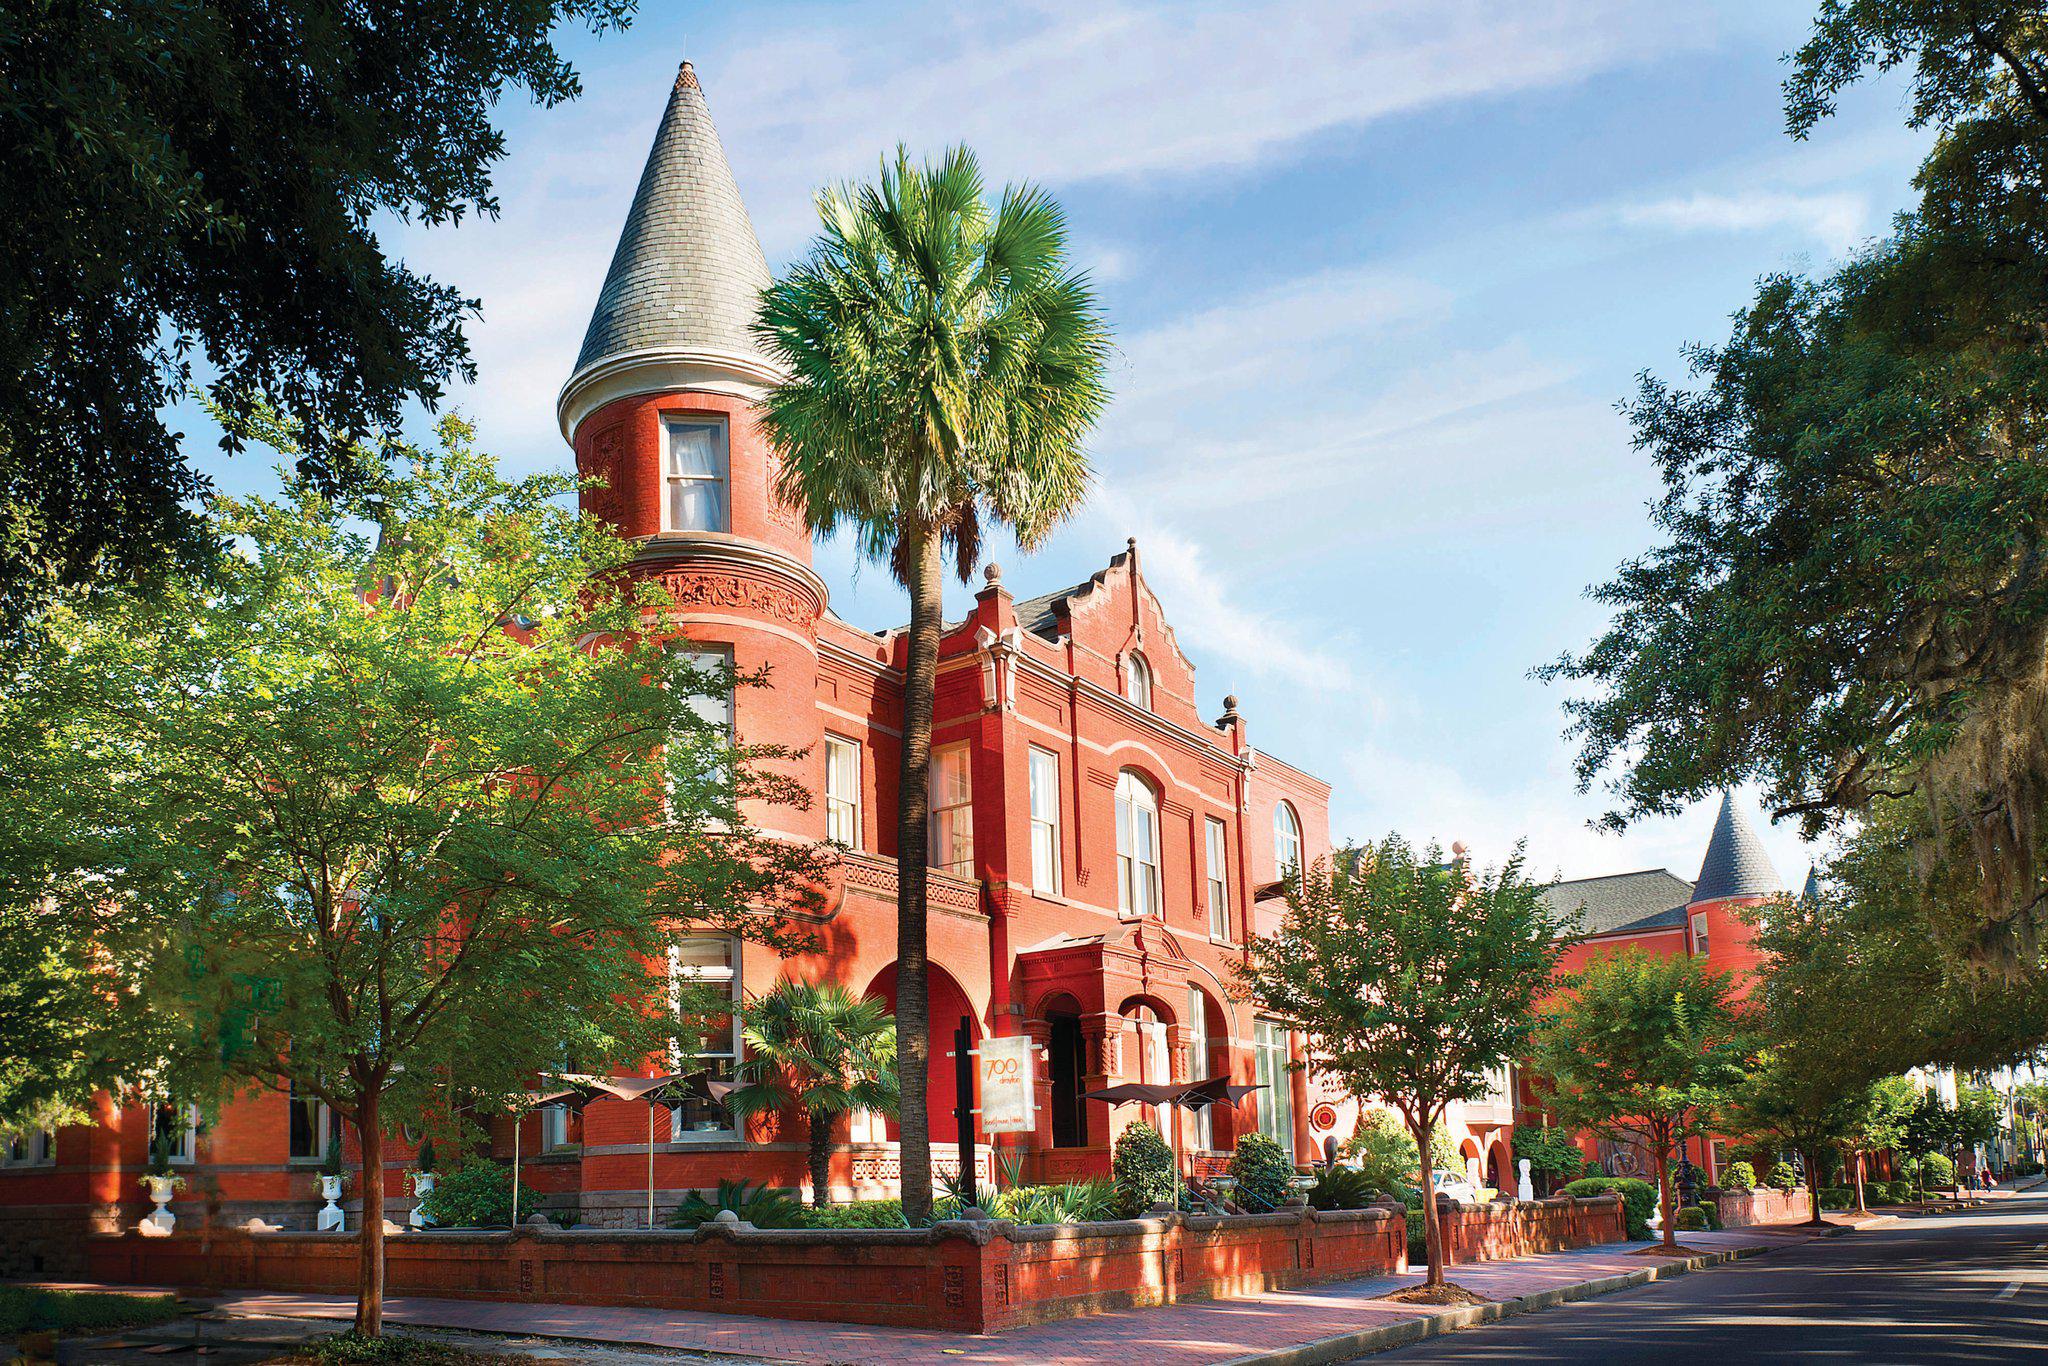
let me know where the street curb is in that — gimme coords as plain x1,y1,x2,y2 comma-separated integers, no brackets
1217,1244,1777,1366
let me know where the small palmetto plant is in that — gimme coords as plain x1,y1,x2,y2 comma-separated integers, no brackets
723,980,899,1208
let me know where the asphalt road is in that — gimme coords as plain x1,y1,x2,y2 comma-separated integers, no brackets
1366,1189,2048,1363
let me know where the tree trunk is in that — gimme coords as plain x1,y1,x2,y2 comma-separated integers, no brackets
1853,1149,1868,1215
355,1091,385,1336
1655,1124,1677,1250
894,525,944,1226
1409,1114,1446,1288
809,1112,833,1210
1804,1147,1826,1225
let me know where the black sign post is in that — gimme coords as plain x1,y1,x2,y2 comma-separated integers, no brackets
953,1015,979,1211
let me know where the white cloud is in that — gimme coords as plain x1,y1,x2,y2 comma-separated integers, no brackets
1617,189,1870,257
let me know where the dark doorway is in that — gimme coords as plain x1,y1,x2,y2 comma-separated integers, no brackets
1048,1013,1087,1148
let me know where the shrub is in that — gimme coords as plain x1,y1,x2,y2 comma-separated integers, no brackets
298,1331,449,1364
1886,1179,1914,1204
987,1181,1120,1224
1893,1156,1920,1187
794,1199,908,1229
0,1287,182,1336
1920,1152,1955,1188
1405,1208,1426,1265
1581,1156,1606,1179
1721,1161,1756,1191
1342,1111,1419,1192
1511,1124,1585,1193
1674,1206,1707,1231
1562,1176,1656,1239
416,1161,522,1228
1765,1162,1800,1193
1229,1133,1296,1211
666,1178,804,1230
1820,1187,1853,1210
1307,1164,1378,1211
1111,1122,1178,1216
1695,1200,1722,1231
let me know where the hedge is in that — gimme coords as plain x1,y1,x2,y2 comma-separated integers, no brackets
1562,1176,1656,1240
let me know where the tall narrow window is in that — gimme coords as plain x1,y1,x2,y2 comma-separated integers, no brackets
662,418,729,532
669,937,740,1137
1187,986,1213,1151
289,1082,337,1160
152,1104,198,1164
929,747,974,876
1028,747,1061,894
667,646,733,816
1273,802,1302,882
1123,652,1153,710
1253,1020,1295,1160
825,735,861,848
1115,770,1161,919
1204,817,1230,940
1690,912,1710,956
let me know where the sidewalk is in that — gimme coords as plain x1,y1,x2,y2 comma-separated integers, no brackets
44,1223,1850,1366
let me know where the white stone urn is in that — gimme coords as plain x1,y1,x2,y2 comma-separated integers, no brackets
140,1174,180,1235
408,1171,437,1229
317,1174,346,1232
1517,1158,1535,1202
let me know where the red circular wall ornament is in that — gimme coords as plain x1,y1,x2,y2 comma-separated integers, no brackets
1310,1103,1338,1133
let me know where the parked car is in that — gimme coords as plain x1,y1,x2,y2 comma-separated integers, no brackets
1430,1169,1478,1202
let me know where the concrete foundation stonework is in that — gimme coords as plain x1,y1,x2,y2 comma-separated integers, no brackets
78,1198,1623,1334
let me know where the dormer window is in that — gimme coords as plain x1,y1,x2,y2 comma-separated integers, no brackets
663,418,729,533
1123,651,1153,710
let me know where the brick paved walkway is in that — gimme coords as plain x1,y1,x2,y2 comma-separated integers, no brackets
72,1224,1832,1365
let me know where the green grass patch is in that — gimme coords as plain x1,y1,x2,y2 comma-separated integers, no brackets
0,1286,183,1336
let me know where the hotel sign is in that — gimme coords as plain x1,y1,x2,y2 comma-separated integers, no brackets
979,1036,1035,1134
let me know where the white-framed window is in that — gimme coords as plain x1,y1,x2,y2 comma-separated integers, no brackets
152,1104,198,1165
1028,746,1061,894
669,937,741,1138
540,1104,576,1151
929,746,974,877
666,644,733,817
1123,652,1153,710
662,417,729,533
1115,769,1162,920
3,1130,54,1167
1204,817,1230,940
288,1082,338,1161
1253,1020,1295,1161
1273,802,1302,882
1187,986,1213,1152
1690,912,1710,956
825,734,861,848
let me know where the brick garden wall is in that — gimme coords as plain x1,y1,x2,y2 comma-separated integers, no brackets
83,1197,1625,1334
1437,1193,1626,1261
1710,1186,1810,1227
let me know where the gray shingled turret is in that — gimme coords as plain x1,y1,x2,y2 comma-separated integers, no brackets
1691,791,1781,904
572,61,772,376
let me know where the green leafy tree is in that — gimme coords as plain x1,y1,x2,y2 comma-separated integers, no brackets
754,146,1111,1223
1512,1124,1587,1196
1235,837,1568,1290
1541,0,2048,976
1727,1047,1872,1226
0,414,824,1334
1848,1076,1919,1213
725,980,899,1209
0,1,633,645
1532,949,1747,1251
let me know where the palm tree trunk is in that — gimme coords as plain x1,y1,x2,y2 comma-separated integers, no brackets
355,1090,385,1336
810,1112,833,1210
894,523,944,1225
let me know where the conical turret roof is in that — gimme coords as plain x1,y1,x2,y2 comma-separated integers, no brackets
571,61,772,377
1691,791,1781,904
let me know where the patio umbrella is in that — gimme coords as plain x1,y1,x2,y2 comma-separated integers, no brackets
601,1071,732,1227
508,1074,626,1227
1082,1077,1265,1209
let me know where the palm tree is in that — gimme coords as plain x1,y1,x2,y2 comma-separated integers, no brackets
725,980,900,1208
754,146,1110,1222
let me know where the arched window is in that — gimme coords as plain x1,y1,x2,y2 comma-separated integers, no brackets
1115,770,1162,919
1274,802,1302,882
1123,651,1153,710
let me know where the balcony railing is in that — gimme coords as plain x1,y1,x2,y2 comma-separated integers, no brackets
836,849,983,919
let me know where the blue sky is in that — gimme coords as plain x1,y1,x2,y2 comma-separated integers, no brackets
185,0,1931,886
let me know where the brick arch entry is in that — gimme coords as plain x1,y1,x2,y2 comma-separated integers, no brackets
864,962,978,1144
1117,996,1178,1147
1036,992,1090,1150
1488,1137,1511,1192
